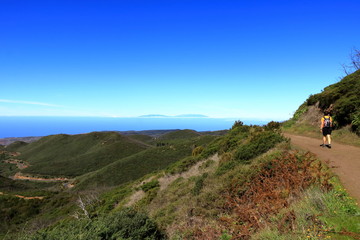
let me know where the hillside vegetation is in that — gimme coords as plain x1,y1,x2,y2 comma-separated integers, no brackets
1,69,360,239
14,132,149,177
12,122,359,240
283,69,360,146
0,130,220,237
75,133,217,190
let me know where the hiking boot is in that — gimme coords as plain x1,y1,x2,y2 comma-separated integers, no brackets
320,144,325,147
326,144,332,148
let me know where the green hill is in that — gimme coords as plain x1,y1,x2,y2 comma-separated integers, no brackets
17,132,149,177
2,122,359,240
306,69,360,130
158,129,202,141
75,134,217,190
127,134,156,145
0,176,27,191
2,70,360,239
5,141,29,152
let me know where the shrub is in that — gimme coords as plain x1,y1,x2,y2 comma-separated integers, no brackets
19,208,166,240
264,121,281,131
234,131,285,164
141,180,160,192
351,111,360,135
303,70,360,132
231,120,244,129
192,173,208,196
192,146,204,156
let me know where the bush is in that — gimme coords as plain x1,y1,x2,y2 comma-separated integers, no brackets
19,208,166,240
192,146,204,156
351,112,360,135
234,131,285,164
141,180,160,192
192,173,208,196
304,70,360,131
231,120,244,129
264,121,281,131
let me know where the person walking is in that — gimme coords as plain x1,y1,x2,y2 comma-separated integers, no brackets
320,111,333,148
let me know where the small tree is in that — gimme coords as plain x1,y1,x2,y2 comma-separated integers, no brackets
341,47,360,76
232,120,244,129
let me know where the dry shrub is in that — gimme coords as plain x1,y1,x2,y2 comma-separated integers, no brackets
221,151,333,239
170,216,223,240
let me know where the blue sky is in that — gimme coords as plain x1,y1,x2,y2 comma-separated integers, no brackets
1,0,360,120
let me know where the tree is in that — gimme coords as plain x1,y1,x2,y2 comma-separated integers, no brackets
342,47,360,76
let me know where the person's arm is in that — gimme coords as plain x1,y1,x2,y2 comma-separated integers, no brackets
320,118,324,131
330,116,333,127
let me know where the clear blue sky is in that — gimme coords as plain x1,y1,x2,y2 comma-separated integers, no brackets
1,0,359,120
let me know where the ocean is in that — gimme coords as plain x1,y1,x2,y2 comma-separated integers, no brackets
0,117,270,138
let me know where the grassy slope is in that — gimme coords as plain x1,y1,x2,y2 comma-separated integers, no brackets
5,141,29,152
7,124,360,240
75,135,217,190
0,176,29,191
16,132,149,177
94,125,359,240
127,134,156,145
158,129,201,141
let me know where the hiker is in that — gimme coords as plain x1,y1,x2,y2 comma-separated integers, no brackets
320,111,333,148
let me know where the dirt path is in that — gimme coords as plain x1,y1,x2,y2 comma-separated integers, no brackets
0,191,44,200
12,172,69,182
284,133,360,204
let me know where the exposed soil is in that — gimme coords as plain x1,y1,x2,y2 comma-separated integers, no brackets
298,103,323,127
124,154,220,207
0,191,44,200
285,133,360,205
3,159,30,169
12,172,69,182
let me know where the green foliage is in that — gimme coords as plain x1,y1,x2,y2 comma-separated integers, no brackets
5,141,28,152
255,182,360,240
19,132,149,177
220,232,232,240
234,131,285,164
18,208,166,240
231,120,244,129
96,184,133,213
166,156,198,175
264,121,281,131
216,124,251,153
351,112,360,134
0,195,42,233
192,146,204,156
215,160,238,175
0,151,7,160
293,102,308,121
306,70,360,131
158,129,201,141
127,134,155,145
0,176,56,193
141,180,160,192
76,135,215,189
191,173,208,196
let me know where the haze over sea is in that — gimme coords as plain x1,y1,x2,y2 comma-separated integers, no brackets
0,117,269,138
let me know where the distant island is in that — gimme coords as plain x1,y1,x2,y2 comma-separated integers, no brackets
138,114,208,118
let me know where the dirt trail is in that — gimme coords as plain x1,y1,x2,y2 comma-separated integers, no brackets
12,172,69,182
3,159,30,169
0,191,44,200
284,133,360,204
